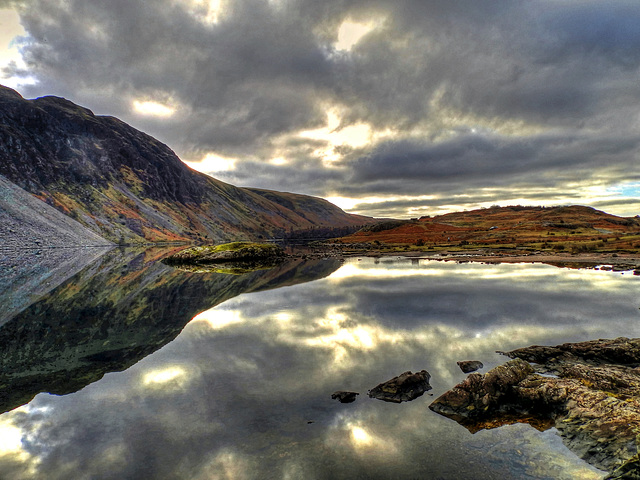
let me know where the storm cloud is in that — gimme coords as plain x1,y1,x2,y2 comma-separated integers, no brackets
3,0,640,217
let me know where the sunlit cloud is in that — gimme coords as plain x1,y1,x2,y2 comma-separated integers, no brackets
184,0,225,25
335,21,376,51
191,307,245,329
328,415,399,457
0,408,39,475
185,152,238,173
0,417,25,458
269,157,288,166
0,9,36,90
298,111,372,164
142,366,189,387
132,100,176,117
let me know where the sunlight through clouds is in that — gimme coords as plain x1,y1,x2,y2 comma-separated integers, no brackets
0,9,36,89
132,100,176,117
185,152,238,173
298,110,372,164
328,414,399,458
184,0,225,25
0,417,25,458
335,21,376,51
191,307,245,329
142,366,189,388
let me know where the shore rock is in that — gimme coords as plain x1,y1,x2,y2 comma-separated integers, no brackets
457,360,484,373
430,337,640,477
368,370,431,403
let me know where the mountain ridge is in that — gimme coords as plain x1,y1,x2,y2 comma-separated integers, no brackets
0,85,373,244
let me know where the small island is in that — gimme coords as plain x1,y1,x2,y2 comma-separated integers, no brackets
162,242,286,273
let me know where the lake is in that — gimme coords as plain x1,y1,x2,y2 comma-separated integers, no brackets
1,249,638,479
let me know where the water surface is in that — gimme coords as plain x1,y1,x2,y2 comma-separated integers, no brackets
1,253,639,479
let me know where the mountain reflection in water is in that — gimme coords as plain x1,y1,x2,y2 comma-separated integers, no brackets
1,254,639,479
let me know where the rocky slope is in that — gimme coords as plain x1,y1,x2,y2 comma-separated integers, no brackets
0,85,372,244
0,174,112,249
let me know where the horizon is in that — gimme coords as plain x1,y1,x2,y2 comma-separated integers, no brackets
1,2,639,219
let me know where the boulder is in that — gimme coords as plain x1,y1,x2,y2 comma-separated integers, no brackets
457,360,484,373
368,370,431,403
331,391,359,403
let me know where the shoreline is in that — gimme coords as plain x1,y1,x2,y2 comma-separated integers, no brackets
4,243,640,272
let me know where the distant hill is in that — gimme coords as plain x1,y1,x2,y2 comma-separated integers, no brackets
339,205,640,252
0,85,372,244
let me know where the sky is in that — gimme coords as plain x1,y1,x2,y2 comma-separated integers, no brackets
1,0,639,219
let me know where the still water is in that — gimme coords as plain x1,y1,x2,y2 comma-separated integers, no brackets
1,249,639,479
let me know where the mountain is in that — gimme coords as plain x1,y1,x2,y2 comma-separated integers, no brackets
338,205,640,252
0,85,372,244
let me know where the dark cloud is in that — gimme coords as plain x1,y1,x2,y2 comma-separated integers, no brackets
348,133,640,189
5,0,640,215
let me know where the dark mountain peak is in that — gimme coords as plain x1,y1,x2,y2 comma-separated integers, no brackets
0,84,23,100
34,94,97,119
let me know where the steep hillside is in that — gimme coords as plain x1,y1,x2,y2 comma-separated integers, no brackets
0,174,112,249
339,205,640,252
0,85,372,243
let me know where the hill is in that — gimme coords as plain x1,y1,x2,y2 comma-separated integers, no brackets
0,85,372,244
338,205,640,254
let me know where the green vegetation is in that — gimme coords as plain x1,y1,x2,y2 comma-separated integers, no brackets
163,242,285,268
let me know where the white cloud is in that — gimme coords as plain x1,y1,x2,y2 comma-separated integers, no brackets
132,100,176,117
335,20,376,51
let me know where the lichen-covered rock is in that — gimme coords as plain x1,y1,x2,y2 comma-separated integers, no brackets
368,370,431,403
430,359,534,422
331,391,359,403
457,360,484,373
430,337,640,476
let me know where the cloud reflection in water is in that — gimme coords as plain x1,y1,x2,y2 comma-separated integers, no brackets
2,258,634,479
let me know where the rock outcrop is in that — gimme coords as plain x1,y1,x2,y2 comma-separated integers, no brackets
368,370,432,403
457,360,484,373
430,337,640,478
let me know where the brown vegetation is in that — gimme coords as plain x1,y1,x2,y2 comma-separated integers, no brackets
336,205,640,255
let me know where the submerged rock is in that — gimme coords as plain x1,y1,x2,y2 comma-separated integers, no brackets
457,360,484,373
368,370,431,403
430,337,640,477
331,391,359,403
